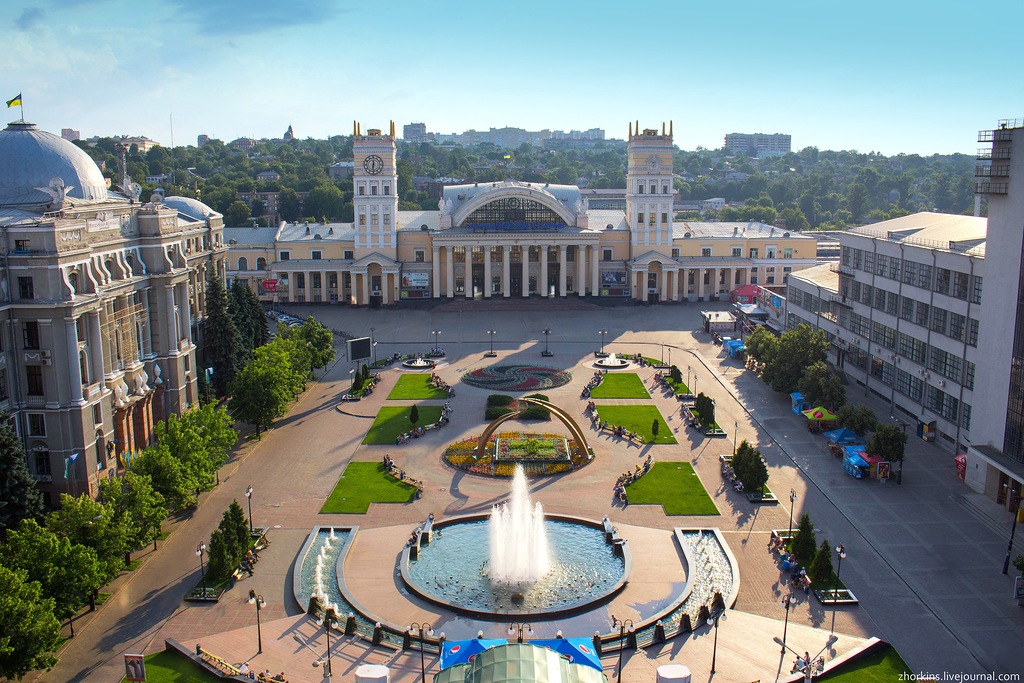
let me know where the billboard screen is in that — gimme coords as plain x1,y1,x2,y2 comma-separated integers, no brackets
347,336,372,361
402,272,430,288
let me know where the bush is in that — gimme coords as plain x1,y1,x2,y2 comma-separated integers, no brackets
487,394,514,407
521,393,551,421
485,406,515,420
670,365,682,384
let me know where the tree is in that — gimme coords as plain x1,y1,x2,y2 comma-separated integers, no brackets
223,200,252,226
809,539,835,587
153,405,236,494
229,345,294,436
205,528,232,583
732,441,768,499
299,316,335,369
651,419,660,438
798,361,846,410
225,501,250,550
743,326,779,367
303,182,346,220
409,405,420,425
46,494,131,584
278,188,302,222
4,519,102,632
131,443,198,510
836,404,878,436
764,324,828,394
791,513,817,567
670,365,682,385
202,276,241,397
0,411,45,535
694,393,716,428
867,423,908,465
98,472,166,553
0,563,60,679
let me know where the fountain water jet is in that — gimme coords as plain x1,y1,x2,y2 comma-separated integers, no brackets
489,465,550,583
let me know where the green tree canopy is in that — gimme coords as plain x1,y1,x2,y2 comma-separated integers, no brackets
743,326,779,367
202,275,241,397
732,441,768,499
0,563,60,679
798,361,846,410
0,410,45,535
808,539,835,587
763,324,828,393
791,512,817,567
131,442,198,510
98,471,167,552
298,316,336,369
867,423,908,463
229,343,295,435
836,404,878,437
45,494,130,584
223,200,252,226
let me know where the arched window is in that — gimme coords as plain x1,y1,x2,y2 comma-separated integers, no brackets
638,183,645,194
68,271,78,292
79,349,89,384
105,259,117,279
256,257,267,270
238,257,249,271
95,430,106,467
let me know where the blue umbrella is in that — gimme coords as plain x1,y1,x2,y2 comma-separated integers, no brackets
530,638,603,671
440,639,507,669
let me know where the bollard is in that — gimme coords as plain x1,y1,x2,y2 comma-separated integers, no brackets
653,621,665,644
345,613,357,636
592,632,603,657
372,622,383,645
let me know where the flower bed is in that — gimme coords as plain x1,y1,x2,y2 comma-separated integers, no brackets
462,365,571,391
495,434,570,462
443,431,587,476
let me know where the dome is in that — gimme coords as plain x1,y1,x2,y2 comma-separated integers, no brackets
0,121,109,207
163,195,220,221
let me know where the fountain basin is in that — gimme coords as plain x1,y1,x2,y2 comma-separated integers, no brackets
402,357,436,369
595,353,630,370
400,513,630,619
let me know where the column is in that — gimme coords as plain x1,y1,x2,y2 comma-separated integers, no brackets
432,247,441,298
88,311,105,382
559,245,567,297
540,246,549,297
697,268,705,300
522,249,530,298
591,246,599,297
164,285,176,348
502,246,511,297
445,248,454,298
483,246,492,299
577,246,586,296
65,317,84,403
679,268,687,301
639,270,648,302
662,270,671,302
285,271,294,303
362,272,370,305
180,283,193,343
320,270,327,303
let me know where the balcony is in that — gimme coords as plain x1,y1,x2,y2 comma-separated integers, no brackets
976,164,1011,178
829,294,852,309
975,182,1009,195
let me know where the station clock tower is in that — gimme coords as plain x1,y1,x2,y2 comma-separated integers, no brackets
352,121,399,256
625,121,675,254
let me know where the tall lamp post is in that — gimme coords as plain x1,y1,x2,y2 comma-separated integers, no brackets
507,622,533,643
706,606,724,674
733,421,740,457
348,368,355,393
892,417,908,485
778,593,794,654
486,329,497,357
245,485,254,533
318,608,338,679
610,615,633,677
410,622,433,683
248,590,266,653
1002,487,1022,575
542,327,553,356
788,489,798,540
195,543,207,596
432,329,441,353
830,544,846,633
599,329,609,355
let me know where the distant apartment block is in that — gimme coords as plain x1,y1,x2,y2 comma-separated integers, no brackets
724,133,792,157
431,126,606,149
61,128,80,142
197,134,211,147
328,161,354,181
404,123,429,142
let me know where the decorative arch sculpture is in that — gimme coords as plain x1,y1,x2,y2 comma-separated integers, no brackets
474,397,592,462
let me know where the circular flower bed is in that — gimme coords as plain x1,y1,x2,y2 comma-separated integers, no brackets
462,365,571,391
443,432,591,477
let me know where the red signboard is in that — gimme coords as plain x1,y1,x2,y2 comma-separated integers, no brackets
262,279,278,292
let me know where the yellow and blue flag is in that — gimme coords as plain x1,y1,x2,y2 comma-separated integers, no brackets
6,93,22,108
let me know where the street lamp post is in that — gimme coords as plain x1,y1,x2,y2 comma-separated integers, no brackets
245,485,254,533
486,329,497,357
686,365,691,393
1002,488,1021,575
410,622,434,683
830,544,846,633
348,368,355,393
788,489,798,540
432,329,441,353
599,329,608,355
610,616,633,677
319,608,338,679
734,421,740,457
507,622,533,643
892,417,908,485
779,593,794,654
542,327,553,356
195,543,207,596
248,590,266,653
706,607,724,674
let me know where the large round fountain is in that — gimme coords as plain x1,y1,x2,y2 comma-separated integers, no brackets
402,355,436,369
595,352,630,369
400,466,630,618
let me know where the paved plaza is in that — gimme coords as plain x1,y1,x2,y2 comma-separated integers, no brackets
34,301,1024,682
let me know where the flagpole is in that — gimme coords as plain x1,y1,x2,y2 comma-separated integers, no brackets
19,100,24,123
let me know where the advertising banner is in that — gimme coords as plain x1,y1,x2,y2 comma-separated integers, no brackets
402,272,430,288
262,279,278,292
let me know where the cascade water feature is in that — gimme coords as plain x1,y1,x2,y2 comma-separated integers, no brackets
489,465,551,582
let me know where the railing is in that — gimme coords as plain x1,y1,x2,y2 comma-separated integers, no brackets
976,182,1009,195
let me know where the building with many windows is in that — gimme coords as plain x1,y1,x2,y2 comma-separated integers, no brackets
226,122,818,306
723,132,792,157
0,120,226,504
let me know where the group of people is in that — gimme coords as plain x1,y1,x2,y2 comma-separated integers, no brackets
430,373,454,396
581,371,605,398
721,459,745,492
238,547,259,577
428,346,446,357
792,652,823,675
383,454,424,492
613,456,654,505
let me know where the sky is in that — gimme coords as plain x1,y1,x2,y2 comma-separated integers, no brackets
3,0,1023,156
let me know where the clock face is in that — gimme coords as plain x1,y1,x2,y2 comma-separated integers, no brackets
647,154,661,172
363,154,384,175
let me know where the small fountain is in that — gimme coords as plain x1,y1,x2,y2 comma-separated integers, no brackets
489,465,550,583
595,352,630,370
402,355,436,370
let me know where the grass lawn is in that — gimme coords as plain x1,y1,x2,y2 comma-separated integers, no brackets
321,462,418,513
594,405,676,444
590,373,650,399
387,374,449,400
819,645,911,682
625,462,719,515
123,649,223,683
363,406,443,444
666,379,690,395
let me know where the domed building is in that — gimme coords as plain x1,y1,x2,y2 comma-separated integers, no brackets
0,120,226,503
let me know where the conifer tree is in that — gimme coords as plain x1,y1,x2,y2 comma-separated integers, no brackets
201,276,241,397
409,405,420,425
809,539,835,587
791,513,818,567
0,410,45,534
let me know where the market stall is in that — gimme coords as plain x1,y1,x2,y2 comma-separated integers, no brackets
791,392,811,415
842,446,869,479
802,406,838,432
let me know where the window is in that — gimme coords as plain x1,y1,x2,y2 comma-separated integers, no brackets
26,365,43,395
931,308,947,334
783,247,793,258
935,268,951,295
311,250,322,260
17,277,33,299
383,184,390,195
14,239,30,252
971,276,983,303
732,247,742,257
28,414,45,436
961,403,972,430
34,447,50,476
875,254,887,276
359,214,366,226
964,362,976,390
414,250,425,263
953,272,969,299
23,322,39,349
371,185,377,195
662,182,669,194
370,213,379,226
949,313,966,341
637,184,645,194
279,251,290,261
874,287,886,310
358,183,365,195
671,248,680,258
256,257,267,270
661,212,668,224
917,263,932,289
344,250,354,260
851,249,862,270
766,247,776,259
903,260,916,284
0,369,7,401
890,258,901,282
637,212,644,225
383,213,391,226
237,257,248,271
454,247,466,263
968,318,979,346
603,248,613,262
863,252,874,273
915,302,930,327
701,247,712,257
749,248,758,258
886,291,899,316
901,297,914,321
